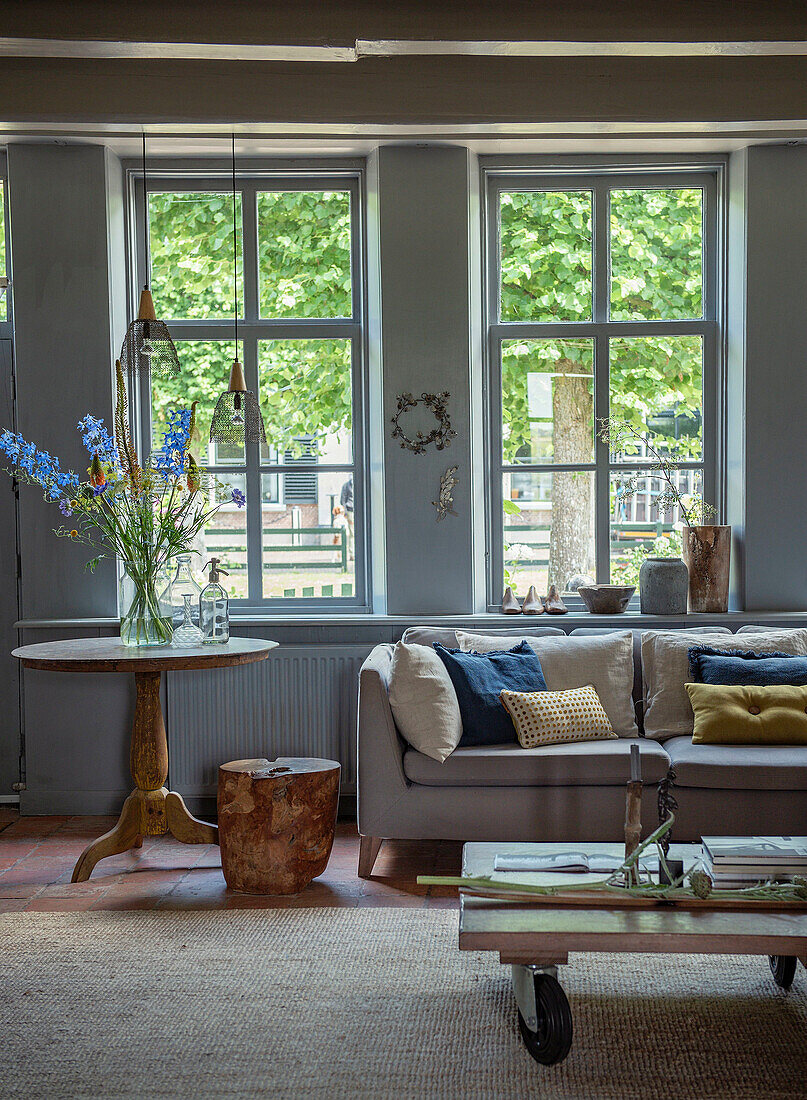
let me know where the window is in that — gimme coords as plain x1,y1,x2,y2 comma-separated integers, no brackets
486,169,719,605
132,171,366,608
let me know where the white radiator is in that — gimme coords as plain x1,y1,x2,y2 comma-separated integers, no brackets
165,645,372,796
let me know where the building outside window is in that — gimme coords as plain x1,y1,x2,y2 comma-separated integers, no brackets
131,168,366,609
484,166,720,605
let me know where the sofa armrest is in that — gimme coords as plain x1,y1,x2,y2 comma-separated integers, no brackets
357,644,409,837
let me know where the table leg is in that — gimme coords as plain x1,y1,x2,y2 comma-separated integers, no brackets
71,669,217,882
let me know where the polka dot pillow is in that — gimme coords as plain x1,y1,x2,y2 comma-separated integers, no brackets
500,685,617,748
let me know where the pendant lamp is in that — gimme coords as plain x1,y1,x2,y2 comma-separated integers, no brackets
119,133,181,377
210,136,267,447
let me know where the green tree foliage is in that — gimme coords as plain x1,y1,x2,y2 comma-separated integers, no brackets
147,191,352,458
499,187,704,585
500,188,704,464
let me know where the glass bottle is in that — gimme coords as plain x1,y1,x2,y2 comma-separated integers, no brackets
200,557,230,644
172,594,204,647
166,554,203,631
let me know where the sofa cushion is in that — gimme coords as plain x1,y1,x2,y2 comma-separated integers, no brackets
457,629,638,737
403,737,671,787
641,629,807,740
501,685,617,748
388,642,462,763
401,626,564,648
686,682,807,745
665,734,807,791
688,646,807,686
434,642,547,746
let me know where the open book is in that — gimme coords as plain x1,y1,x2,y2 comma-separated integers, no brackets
493,851,659,874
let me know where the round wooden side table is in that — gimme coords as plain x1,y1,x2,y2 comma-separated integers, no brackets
12,636,277,881
218,757,341,894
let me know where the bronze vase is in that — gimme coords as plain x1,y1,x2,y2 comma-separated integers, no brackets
682,525,731,613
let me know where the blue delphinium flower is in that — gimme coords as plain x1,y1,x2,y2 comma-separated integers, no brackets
231,488,246,508
153,409,192,480
0,430,79,499
77,415,119,471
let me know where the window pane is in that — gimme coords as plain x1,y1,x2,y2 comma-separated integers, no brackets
502,338,594,464
499,191,592,322
503,470,595,596
259,340,352,463
0,180,6,322
610,188,703,320
262,471,355,599
148,192,242,319
610,468,702,584
152,341,245,465
188,472,248,599
609,335,703,462
258,191,351,319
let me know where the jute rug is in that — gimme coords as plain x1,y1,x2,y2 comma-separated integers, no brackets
1,909,805,1099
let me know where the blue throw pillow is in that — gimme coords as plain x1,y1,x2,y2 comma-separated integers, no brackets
433,641,547,746
688,645,807,687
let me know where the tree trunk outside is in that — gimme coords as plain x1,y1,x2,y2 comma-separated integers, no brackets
548,358,594,588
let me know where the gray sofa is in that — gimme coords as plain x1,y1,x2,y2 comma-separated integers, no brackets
356,624,807,876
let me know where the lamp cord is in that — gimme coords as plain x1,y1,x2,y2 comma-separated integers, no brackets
232,133,238,360
142,131,149,290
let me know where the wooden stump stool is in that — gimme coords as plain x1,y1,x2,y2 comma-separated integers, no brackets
217,757,340,895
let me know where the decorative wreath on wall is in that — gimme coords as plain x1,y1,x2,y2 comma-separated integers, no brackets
390,391,457,454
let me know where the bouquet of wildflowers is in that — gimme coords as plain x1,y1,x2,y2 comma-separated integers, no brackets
0,362,244,644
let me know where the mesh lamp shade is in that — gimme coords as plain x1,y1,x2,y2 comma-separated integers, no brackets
120,287,181,377
209,358,267,446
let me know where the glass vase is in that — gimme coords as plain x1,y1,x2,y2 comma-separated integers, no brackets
119,560,174,647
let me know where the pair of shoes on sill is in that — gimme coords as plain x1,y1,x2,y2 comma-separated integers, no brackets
501,585,568,615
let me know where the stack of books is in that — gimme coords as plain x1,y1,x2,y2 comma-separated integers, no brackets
702,836,807,887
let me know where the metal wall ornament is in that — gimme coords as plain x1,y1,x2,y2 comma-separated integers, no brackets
432,466,459,521
390,391,456,454
120,133,181,378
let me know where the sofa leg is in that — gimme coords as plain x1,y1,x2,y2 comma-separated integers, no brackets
358,835,382,878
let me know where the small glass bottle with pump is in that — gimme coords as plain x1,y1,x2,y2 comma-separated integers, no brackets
165,554,203,632
199,558,230,644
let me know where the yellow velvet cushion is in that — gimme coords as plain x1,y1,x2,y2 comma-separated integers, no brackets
685,682,807,744
500,685,617,749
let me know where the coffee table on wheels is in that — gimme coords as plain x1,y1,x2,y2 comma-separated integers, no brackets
12,636,277,882
460,841,807,1066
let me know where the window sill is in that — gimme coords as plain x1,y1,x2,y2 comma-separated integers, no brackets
15,609,807,631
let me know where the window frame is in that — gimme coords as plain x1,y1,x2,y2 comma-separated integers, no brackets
127,163,369,613
482,164,723,611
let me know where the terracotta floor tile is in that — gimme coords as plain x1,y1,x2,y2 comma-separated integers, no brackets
0,815,469,913
25,897,99,912
0,898,28,912
355,894,426,908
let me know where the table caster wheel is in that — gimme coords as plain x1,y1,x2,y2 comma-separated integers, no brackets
768,955,797,990
517,972,573,1066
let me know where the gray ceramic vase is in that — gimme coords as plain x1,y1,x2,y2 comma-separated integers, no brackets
639,556,689,615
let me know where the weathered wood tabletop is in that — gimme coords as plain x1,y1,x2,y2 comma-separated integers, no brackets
460,842,807,961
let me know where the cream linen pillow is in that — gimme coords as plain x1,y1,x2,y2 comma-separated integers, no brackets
642,628,807,740
500,685,618,749
456,630,637,736
388,642,462,762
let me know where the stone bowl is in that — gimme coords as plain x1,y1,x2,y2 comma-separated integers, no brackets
577,584,636,615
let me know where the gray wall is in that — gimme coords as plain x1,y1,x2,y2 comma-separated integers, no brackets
726,145,807,610
378,146,474,614
6,139,807,810
7,144,124,619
